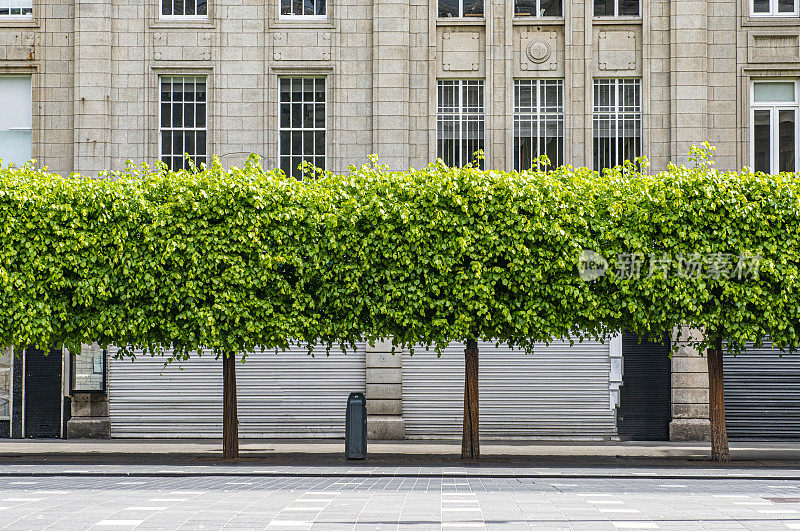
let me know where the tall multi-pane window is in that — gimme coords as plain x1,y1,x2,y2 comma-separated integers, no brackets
0,75,32,167
0,0,32,16
751,81,799,174
279,77,326,180
161,0,207,17
281,0,326,17
439,0,483,17
751,0,798,16
437,80,485,168
159,76,207,171
514,79,564,171
594,0,639,16
593,78,641,172
514,0,561,17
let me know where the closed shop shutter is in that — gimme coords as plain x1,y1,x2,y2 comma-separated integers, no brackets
108,346,365,438
402,340,617,439
724,343,800,440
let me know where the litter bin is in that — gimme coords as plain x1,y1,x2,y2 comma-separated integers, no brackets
345,392,367,459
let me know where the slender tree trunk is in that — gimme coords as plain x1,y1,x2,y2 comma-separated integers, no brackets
707,337,730,462
462,339,480,460
223,351,239,460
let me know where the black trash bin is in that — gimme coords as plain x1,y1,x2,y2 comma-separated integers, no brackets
345,392,367,459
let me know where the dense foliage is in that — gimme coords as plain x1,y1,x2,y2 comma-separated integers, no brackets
1,146,798,359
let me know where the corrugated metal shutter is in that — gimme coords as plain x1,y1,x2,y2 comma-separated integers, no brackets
725,343,800,440
402,340,616,439
108,346,365,438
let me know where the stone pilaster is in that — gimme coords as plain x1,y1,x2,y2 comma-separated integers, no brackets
66,392,110,438
365,340,405,440
371,0,410,170
669,326,711,441
73,0,112,175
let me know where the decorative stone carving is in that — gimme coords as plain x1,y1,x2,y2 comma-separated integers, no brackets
748,33,800,63
598,31,637,71
273,31,331,61
442,32,481,72
519,31,558,71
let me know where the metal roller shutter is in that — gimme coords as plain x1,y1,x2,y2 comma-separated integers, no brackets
108,346,365,438
402,340,617,439
724,343,800,440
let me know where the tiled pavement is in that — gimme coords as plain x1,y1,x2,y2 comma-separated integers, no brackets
1,474,800,529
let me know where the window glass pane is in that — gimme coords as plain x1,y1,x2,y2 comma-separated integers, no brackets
439,0,459,16
514,0,536,16
540,0,561,16
162,0,171,15
72,344,105,392
464,0,483,15
753,0,770,11
754,82,796,103
173,0,184,16
197,0,207,15
281,0,292,14
0,347,11,419
619,0,639,15
0,75,32,167
753,109,771,173
779,109,796,173
186,0,195,15
594,0,613,16
779,0,795,12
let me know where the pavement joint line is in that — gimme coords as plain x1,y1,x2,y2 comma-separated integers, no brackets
123,506,169,511
96,520,145,527
599,508,641,513
1,497,44,502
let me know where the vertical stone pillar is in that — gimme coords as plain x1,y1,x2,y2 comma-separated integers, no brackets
73,0,112,175
371,0,410,170
365,340,405,439
66,344,110,438
669,326,711,441
670,0,708,165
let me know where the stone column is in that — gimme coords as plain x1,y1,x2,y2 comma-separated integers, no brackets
73,0,112,175
669,326,711,441
66,344,110,438
365,340,405,439
371,0,410,170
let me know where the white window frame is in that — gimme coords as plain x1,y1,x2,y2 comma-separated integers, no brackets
279,0,327,21
436,79,486,168
750,80,800,174
160,0,208,20
513,79,565,171
592,78,642,172
438,0,484,18
158,75,208,172
513,0,562,18
750,0,799,17
594,0,640,18
278,76,327,179
0,0,33,19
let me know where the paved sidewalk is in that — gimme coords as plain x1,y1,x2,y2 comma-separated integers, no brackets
1,439,800,478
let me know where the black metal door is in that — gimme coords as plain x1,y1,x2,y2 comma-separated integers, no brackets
617,333,672,441
24,347,62,438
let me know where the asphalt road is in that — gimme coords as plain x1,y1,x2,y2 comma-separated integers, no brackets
1,472,800,529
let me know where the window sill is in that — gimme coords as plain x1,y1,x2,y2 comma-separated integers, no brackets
150,18,215,29
742,16,800,26
0,16,37,28
512,17,564,25
436,18,486,26
592,17,642,25
271,19,335,29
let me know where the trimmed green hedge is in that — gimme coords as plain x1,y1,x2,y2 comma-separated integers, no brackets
1,146,799,359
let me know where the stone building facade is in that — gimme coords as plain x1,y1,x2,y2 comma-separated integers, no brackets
1,0,800,440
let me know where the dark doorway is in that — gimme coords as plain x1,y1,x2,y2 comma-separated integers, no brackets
617,333,672,441
24,347,62,438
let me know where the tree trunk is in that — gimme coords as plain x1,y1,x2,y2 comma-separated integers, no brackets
462,339,479,460
707,337,730,462
223,351,239,460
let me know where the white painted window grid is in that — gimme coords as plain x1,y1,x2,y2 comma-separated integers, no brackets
514,0,562,18
0,0,32,17
161,0,207,19
514,79,564,171
280,0,327,19
592,78,642,172
438,0,484,18
437,79,485,169
279,77,326,180
159,76,207,172
594,0,640,17
750,79,799,174
750,0,799,17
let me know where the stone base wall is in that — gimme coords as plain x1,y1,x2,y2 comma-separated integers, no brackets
669,327,710,442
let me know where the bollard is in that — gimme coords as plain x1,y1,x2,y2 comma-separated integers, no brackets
345,392,367,459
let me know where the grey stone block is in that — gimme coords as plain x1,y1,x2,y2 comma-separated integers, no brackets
366,351,402,368
366,368,402,384
66,417,110,439
366,399,402,415
669,418,710,442
366,383,402,400
367,415,405,440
